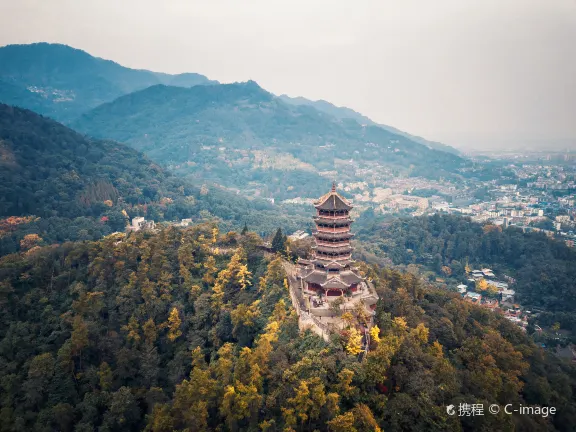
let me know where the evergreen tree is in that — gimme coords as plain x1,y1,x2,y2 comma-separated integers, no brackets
271,228,285,252
241,222,248,235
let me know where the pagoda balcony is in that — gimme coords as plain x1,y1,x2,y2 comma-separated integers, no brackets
316,227,351,234
314,216,354,225
315,240,351,248
313,231,355,239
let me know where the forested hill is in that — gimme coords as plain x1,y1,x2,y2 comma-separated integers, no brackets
0,43,217,122
0,104,307,255
356,214,576,313
0,225,574,431
278,94,462,156
72,81,467,200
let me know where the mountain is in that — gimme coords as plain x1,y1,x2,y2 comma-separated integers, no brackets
279,94,462,156
0,103,307,255
0,43,217,122
73,82,467,201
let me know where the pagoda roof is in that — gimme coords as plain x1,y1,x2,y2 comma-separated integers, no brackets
321,277,350,289
309,257,350,268
314,245,352,254
339,270,363,284
313,216,353,225
302,269,327,285
301,269,363,288
314,183,353,211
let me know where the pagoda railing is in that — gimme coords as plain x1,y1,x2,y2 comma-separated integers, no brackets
315,240,351,248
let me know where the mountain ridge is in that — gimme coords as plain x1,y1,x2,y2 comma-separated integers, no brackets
0,42,218,122
72,82,467,201
279,94,462,155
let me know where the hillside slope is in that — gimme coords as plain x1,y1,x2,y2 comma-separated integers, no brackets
0,226,573,431
279,94,461,156
0,104,307,254
0,43,217,122
73,82,467,200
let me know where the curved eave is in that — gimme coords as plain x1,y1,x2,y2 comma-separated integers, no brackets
314,191,353,211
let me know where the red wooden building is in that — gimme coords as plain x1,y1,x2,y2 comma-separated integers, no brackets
298,182,364,297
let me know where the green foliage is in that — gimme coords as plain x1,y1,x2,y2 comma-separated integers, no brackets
271,227,286,253
0,104,309,255
357,214,576,313
0,223,574,431
72,82,468,202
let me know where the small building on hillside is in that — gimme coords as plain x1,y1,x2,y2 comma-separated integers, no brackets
465,292,482,303
288,230,310,241
501,288,516,303
127,217,156,232
457,284,468,294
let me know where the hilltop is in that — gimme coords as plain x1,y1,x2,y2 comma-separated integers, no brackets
0,224,574,431
0,104,307,254
73,82,468,201
0,43,217,122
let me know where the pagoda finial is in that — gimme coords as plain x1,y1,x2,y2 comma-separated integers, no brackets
331,181,336,192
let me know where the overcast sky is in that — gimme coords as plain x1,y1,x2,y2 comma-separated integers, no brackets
1,0,575,150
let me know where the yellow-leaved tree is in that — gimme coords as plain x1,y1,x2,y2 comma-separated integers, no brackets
346,328,363,356
166,307,182,341
369,325,381,344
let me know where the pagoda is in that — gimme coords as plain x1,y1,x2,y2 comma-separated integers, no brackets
298,182,364,297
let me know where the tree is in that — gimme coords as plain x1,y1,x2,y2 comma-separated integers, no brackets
143,318,158,345
202,255,218,285
369,325,381,344
327,411,357,432
271,228,285,253
123,316,141,343
166,308,182,341
99,362,113,391
346,328,363,356
70,315,89,357
241,223,248,235
341,312,355,329
20,233,42,251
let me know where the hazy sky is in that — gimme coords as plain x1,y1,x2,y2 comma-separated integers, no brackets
1,0,575,150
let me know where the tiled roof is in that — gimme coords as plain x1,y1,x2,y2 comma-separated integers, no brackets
314,185,353,211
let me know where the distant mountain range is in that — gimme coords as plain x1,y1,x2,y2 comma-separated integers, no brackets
0,42,468,202
278,95,461,156
0,43,217,122
72,81,467,200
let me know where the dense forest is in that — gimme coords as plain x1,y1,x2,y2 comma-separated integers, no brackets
0,223,574,431
0,104,309,255
356,214,576,314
